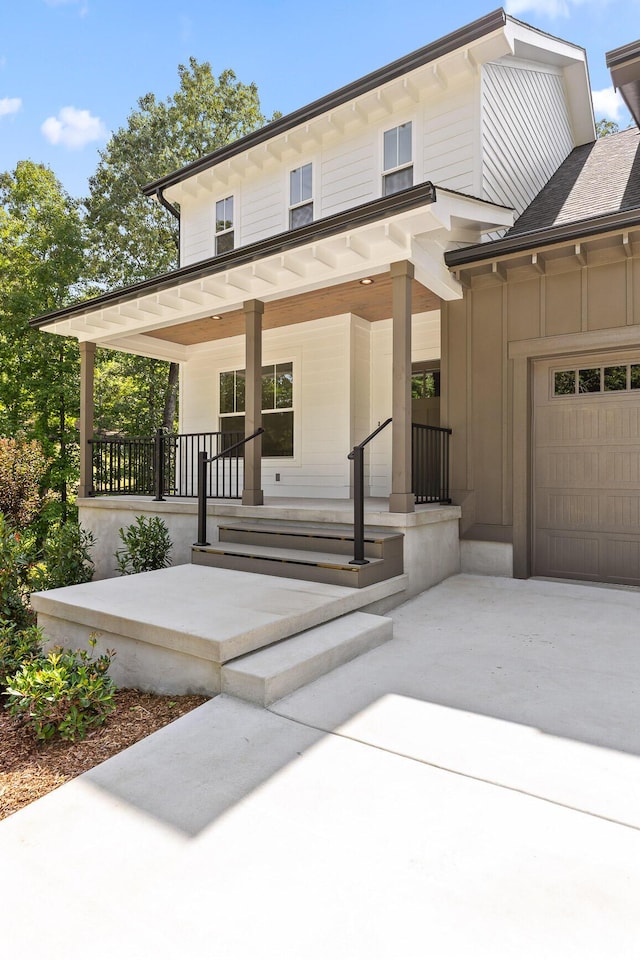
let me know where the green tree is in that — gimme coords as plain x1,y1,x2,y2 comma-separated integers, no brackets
86,59,275,431
596,118,619,138
0,161,85,518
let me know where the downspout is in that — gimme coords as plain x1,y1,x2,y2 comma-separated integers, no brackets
152,189,181,262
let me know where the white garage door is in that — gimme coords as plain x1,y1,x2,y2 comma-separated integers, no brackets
534,354,640,584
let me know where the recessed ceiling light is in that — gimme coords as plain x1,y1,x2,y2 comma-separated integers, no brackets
212,314,223,320
359,277,374,285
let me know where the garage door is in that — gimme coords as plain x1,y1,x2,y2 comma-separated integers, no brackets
534,354,640,584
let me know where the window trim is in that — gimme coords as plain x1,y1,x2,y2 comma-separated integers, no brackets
218,360,296,460
382,120,413,197
215,194,235,256
288,162,314,230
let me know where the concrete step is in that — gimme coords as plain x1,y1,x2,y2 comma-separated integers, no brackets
192,540,401,588
32,564,409,696
218,521,403,560
221,611,393,706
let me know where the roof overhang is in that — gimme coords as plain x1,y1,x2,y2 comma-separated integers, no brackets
607,41,640,129
144,10,593,205
445,206,640,269
32,184,513,360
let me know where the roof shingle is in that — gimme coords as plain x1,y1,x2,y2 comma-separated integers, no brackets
508,126,640,237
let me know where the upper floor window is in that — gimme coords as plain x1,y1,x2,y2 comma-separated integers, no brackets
383,122,413,196
215,196,234,255
289,163,313,229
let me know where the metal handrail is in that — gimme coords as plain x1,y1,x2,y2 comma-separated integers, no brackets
347,417,392,565
194,427,265,546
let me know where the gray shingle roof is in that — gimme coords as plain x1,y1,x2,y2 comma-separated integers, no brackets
508,126,640,237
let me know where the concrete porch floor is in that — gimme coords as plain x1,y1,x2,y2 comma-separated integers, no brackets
3,574,640,958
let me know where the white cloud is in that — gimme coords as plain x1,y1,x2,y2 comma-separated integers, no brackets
505,0,610,17
0,96,22,117
41,106,106,148
592,85,625,122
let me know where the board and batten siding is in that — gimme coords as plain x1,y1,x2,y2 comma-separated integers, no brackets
481,60,574,217
443,244,640,552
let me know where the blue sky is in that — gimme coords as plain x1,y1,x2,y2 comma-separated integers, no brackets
0,0,636,199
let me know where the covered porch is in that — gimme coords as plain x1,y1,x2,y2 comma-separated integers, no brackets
33,182,512,586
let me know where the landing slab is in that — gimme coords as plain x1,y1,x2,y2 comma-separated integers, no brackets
31,564,407,664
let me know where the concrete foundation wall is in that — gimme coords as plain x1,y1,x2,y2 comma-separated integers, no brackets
79,496,461,593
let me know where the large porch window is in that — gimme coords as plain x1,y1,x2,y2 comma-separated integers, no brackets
219,362,294,457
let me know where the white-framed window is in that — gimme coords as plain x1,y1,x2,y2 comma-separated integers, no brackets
383,121,413,196
215,195,234,255
289,163,313,229
219,362,294,458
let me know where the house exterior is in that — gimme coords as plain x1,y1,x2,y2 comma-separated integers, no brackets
35,7,640,589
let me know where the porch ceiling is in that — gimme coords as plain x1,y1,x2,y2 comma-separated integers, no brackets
145,273,438,345
30,185,512,359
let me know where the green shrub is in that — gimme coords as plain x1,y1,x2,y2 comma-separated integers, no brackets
5,637,116,741
0,623,43,685
0,436,51,529
33,520,95,591
115,515,172,575
0,514,33,628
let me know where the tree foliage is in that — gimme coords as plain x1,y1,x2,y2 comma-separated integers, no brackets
0,436,51,529
0,162,85,512
87,58,271,286
86,59,274,432
596,118,619,138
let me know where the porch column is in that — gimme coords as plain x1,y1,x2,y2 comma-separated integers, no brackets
242,299,264,506
389,260,415,514
78,341,96,499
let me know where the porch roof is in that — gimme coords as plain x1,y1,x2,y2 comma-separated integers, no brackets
30,184,512,361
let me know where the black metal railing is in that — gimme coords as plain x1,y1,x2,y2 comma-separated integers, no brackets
91,430,244,499
412,423,452,504
347,418,392,565
195,428,264,546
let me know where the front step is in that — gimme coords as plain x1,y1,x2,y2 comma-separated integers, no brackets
221,611,392,706
192,521,404,588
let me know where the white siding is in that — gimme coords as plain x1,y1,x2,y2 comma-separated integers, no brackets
422,85,478,194
241,176,285,246
481,60,574,217
181,315,354,498
320,133,376,218
180,197,215,267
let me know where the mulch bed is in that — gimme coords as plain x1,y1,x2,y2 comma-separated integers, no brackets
0,689,209,821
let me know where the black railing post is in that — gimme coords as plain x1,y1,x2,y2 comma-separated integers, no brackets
351,445,367,565
195,450,210,546
348,417,392,566
153,428,165,502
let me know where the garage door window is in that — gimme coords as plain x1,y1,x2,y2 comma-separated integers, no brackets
554,363,640,397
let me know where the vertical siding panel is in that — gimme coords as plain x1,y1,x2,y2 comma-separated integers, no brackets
482,62,574,218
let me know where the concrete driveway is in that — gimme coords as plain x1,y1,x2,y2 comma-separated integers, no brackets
2,574,639,958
